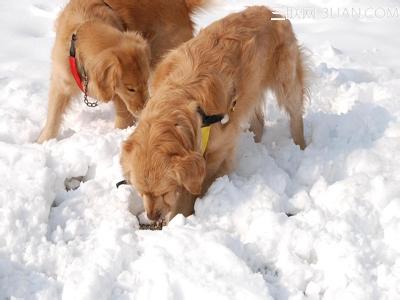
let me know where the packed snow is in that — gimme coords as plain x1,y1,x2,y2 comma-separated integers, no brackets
1,0,400,299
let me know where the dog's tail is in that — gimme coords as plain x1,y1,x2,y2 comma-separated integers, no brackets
184,0,209,13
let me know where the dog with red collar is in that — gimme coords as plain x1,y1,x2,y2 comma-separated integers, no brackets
37,0,207,143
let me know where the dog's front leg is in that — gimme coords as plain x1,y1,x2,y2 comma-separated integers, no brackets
167,189,196,223
201,146,236,195
113,95,135,129
37,80,73,143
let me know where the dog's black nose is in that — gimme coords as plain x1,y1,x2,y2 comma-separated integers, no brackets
147,210,161,221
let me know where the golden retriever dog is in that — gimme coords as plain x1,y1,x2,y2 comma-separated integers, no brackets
121,6,308,223
107,0,204,67
37,0,205,143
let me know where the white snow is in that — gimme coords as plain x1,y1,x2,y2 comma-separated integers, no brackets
1,0,400,299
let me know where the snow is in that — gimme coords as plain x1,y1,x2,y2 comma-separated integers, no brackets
1,0,400,299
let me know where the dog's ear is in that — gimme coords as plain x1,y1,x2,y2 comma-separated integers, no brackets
139,41,151,68
171,152,206,195
136,40,151,83
125,32,151,77
90,49,121,100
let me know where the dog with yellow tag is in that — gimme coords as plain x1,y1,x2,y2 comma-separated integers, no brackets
120,6,308,224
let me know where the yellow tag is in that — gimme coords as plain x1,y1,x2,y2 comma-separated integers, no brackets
201,126,211,155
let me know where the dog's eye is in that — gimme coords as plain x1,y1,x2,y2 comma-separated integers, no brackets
126,86,136,93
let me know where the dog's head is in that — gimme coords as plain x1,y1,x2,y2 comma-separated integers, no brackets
90,32,151,115
120,102,206,222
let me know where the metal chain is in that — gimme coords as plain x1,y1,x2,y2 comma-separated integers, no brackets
82,73,98,108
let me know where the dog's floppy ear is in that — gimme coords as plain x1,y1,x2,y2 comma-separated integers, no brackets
125,31,151,77
138,40,151,70
90,49,121,101
171,151,206,195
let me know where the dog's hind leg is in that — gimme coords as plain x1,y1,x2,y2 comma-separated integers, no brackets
37,80,73,143
272,45,307,150
275,85,306,150
249,103,265,143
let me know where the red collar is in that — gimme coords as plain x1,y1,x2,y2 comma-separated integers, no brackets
69,34,84,92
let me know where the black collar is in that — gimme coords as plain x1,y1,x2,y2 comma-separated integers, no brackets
116,180,128,188
69,34,77,57
197,107,224,128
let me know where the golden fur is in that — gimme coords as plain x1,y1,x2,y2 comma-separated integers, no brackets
121,6,308,223
37,0,204,143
